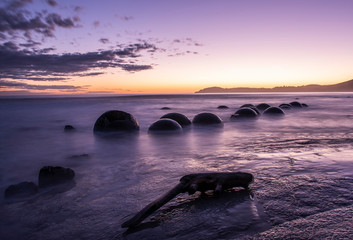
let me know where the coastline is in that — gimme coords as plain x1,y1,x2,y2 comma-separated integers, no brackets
196,79,353,93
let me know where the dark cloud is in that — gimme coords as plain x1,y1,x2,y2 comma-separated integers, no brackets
45,0,58,7
45,13,75,28
121,16,134,21
114,14,134,21
99,38,109,44
8,0,33,9
3,41,18,50
0,74,68,81
118,64,152,72
0,90,32,95
93,21,100,27
0,80,86,91
73,16,80,22
115,42,158,58
36,47,56,54
172,38,203,47
87,90,119,94
0,41,156,82
0,1,79,42
186,51,198,54
19,40,40,48
163,38,203,57
74,6,83,12
74,72,104,77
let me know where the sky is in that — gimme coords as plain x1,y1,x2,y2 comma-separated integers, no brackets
1,0,353,95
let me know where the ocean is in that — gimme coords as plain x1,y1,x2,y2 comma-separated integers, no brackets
0,93,353,239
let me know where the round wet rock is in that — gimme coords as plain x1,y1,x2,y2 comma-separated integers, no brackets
256,103,271,111
93,110,140,132
148,119,183,133
279,103,292,110
4,181,38,199
192,112,223,125
64,125,75,131
230,108,258,121
240,104,255,108
160,113,191,127
38,166,75,188
217,105,229,109
263,106,285,116
290,101,303,108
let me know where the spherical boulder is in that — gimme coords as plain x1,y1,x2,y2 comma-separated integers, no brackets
248,106,260,115
4,181,38,199
160,113,191,127
279,103,292,110
263,107,285,116
64,125,75,131
289,101,302,108
256,103,271,111
230,108,258,121
93,110,140,132
160,107,171,110
38,166,75,188
192,112,223,125
217,105,229,109
148,119,183,133
240,104,255,108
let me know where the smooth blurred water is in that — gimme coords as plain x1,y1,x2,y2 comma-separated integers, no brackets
0,93,353,239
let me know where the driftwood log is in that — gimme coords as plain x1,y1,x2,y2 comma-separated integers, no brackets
121,172,253,228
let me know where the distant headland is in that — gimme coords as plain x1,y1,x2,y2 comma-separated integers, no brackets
196,79,353,93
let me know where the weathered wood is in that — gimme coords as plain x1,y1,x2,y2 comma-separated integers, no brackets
121,172,253,228
121,182,186,228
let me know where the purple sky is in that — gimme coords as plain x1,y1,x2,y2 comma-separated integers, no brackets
1,0,353,94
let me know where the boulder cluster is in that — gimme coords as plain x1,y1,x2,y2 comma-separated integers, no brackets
4,166,75,199
93,101,308,134
230,101,308,121
4,100,308,199
93,110,224,134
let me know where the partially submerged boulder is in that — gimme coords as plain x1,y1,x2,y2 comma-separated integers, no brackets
279,103,292,110
290,101,303,108
230,107,258,121
148,119,183,133
38,166,75,188
64,125,75,131
4,181,38,199
160,113,191,127
263,106,285,116
192,113,223,125
248,106,261,115
93,110,140,132
240,104,255,108
256,103,271,111
238,104,260,115
217,105,229,109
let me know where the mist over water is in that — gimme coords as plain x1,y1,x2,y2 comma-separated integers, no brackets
0,93,353,239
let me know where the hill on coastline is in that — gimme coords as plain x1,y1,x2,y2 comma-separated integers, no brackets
196,79,353,93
